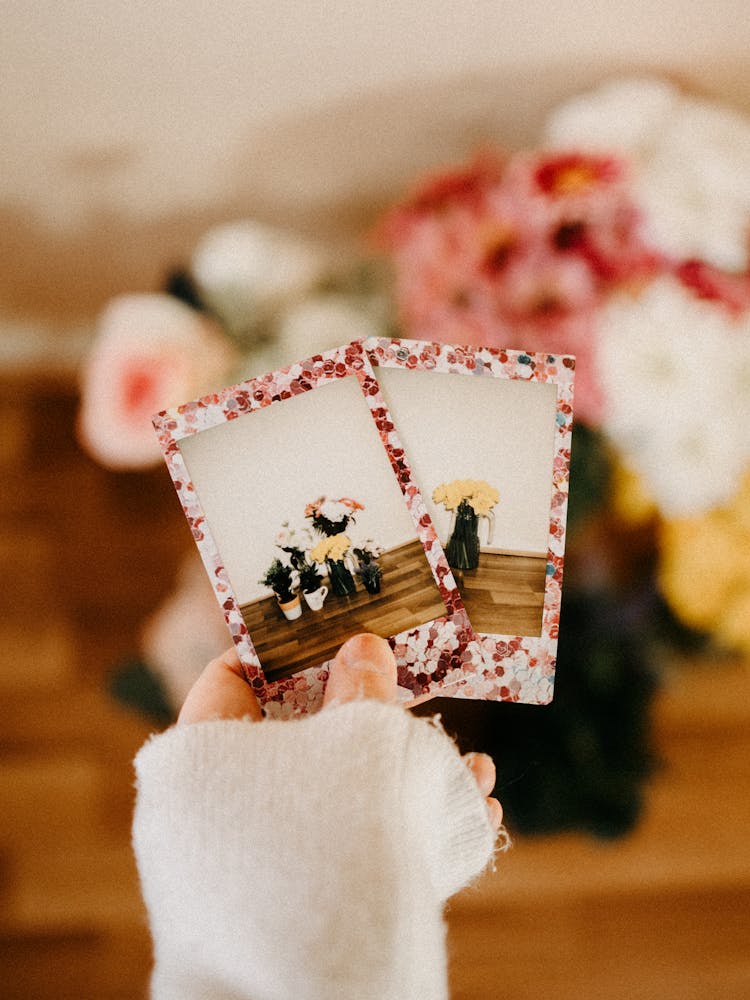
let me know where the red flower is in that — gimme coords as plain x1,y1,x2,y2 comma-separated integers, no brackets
533,153,621,197
676,259,750,317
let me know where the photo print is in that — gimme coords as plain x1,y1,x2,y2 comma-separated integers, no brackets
365,337,574,705
153,342,478,716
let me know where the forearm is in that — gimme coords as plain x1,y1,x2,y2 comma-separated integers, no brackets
133,701,496,999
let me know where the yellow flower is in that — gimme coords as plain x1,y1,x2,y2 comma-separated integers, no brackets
611,460,657,526
432,479,499,513
310,534,351,563
659,471,750,653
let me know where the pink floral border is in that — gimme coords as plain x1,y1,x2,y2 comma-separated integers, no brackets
364,336,575,705
152,341,480,717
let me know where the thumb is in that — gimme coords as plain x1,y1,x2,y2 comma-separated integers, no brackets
323,633,398,707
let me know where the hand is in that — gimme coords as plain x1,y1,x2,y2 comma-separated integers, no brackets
178,633,504,833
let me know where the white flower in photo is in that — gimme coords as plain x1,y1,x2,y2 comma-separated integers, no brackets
545,77,750,270
597,277,750,516
318,499,348,523
275,523,312,551
192,220,331,334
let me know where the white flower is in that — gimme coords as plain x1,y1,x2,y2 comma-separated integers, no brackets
545,77,678,159
274,527,298,550
545,77,678,158
597,277,750,516
545,77,750,270
277,294,384,361
275,524,312,550
318,499,348,522
191,220,331,334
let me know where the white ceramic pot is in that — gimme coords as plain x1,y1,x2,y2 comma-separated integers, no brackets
303,585,328,611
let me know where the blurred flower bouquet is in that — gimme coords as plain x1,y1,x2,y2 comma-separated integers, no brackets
89,76,750,837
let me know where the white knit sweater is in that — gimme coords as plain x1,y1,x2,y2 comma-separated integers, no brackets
133,700,496,999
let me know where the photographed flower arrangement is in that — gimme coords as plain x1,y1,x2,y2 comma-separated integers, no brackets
309,532,356,595
309,534,352,563
259,496,381,612
89,74,750,837
432,480,500,517
304,496,364,536
355,560,382,595
432,479,499,570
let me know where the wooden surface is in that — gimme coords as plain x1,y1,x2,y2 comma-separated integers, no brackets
2,375,749,998
242,539,446,679
243,546,547,681
455,552,546,638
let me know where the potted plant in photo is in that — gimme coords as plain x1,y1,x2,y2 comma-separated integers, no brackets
305,496,364,536
432,479,499,571
258,558,302,620
310,534,357,596
353,539,384,594
298,561,328,611
356,560,382,595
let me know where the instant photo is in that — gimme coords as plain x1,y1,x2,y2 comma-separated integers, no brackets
153,343,477,716
366,338,574,705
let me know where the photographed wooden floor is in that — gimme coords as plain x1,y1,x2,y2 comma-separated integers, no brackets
241,539,447,679
2,374,749,999
455,552,546,637
242,547,546,681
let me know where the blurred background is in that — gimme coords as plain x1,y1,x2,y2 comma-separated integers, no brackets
2,3,749,997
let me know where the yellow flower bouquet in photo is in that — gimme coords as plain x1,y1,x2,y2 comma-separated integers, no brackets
310,534,351,563
432,479,499,570
432,479,500,516
310,534,356,596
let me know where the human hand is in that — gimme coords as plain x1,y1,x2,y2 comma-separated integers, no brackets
177,632,504,833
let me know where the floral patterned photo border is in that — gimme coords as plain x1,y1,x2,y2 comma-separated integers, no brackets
364,336,575,706
152,340,481,717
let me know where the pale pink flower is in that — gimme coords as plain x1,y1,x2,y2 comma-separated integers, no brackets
78,293,235,470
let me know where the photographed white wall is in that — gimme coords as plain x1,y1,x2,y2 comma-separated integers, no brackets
178,375,418,603
375,366,558,555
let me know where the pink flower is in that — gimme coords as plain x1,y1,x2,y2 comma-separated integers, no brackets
377,149,665,426
676,259,750,317
78,293,235,469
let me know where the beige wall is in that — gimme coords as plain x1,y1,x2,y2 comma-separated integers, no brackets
3,2,750,233
177,374,419,604
376,367,558,556
3,3,750,366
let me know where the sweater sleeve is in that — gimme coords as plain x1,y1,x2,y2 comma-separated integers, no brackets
132,700,496,1000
